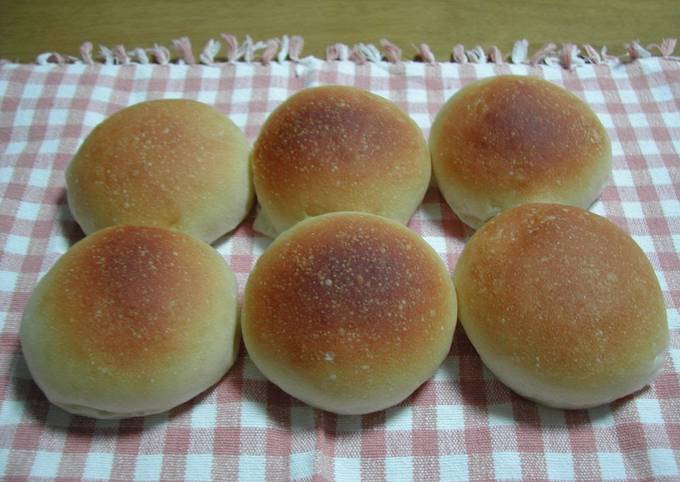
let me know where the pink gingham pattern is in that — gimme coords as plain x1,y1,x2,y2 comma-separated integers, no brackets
1,58,679,481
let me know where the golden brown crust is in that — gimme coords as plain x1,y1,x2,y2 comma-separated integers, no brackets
43,226,215,370
242,212,456,413
66,99,253,242
434,76,607,190
20,225,239,417
454,204,668,407
430,76,611,228
252,86,430,235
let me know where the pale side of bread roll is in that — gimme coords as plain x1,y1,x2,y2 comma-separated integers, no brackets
430,75,612,229
20,225,240,418
66,99,253,243
251,85,431,237
242,212,457,414
454,203,668,409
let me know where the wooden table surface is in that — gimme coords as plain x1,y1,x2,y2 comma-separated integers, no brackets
1,0,678,63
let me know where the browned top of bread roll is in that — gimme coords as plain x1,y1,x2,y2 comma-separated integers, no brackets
454,203,668,408
66,99,252,243
242,212,456,414
433,75,609,190
252,86,430,236
430,76,611,228
46,227,212,367
20,225,239,418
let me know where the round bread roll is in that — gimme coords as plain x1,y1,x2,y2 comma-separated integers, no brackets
20,225,240,418
251,85,431,237
242,212,457,414
430,75,612,229
454,203,668,409
66,99,253,243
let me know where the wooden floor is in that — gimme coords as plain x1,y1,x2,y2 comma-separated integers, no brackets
1,0,678,62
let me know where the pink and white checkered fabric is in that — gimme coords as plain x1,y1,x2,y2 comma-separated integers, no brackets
0,58,678,481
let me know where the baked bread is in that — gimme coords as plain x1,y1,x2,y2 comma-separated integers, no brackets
454,203,668,409
242,212,457,414
66,99,253,243
251,85,431,237
20,225,240,418
430,75,612,228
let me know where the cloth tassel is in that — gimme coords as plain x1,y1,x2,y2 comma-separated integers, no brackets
413,43,435,64
113,45,130,65
530,43,556,66
36,52,65,65
99,46,114,65
582,44,602,64
349,44,367,64
80,42,94,65
260,39,279,65
380,39,402,63
452,44,467,63
357,43,382,63
560,43,585,70
511,39,529,64
326,43,350,61
488,46,504,64
130,48,149,64
627,40,652,60
147,44,170,65
172,37,196,65
200,39,221,65
288,35,304,61
466,46,487,64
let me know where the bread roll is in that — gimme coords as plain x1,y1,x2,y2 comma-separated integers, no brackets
242,212,457,414
66,99,253,243
430,75,612,229
251,86,431,237
454,203,668,409
20,225,239,418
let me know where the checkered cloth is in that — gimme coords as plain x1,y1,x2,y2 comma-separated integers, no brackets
0,57,679,481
